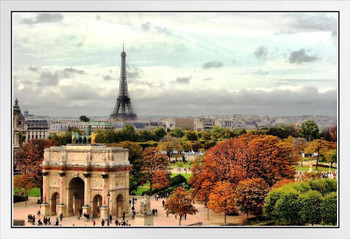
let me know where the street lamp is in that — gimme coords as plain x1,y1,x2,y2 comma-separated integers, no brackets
107,191,110,226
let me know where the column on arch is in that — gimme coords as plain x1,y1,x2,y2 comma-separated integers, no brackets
101,174,109,206
83,173,91,206
58,172,66,204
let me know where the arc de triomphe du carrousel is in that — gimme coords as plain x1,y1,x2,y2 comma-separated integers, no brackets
40,140,132,220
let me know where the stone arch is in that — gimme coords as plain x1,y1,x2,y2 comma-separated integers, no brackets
92,194,103,218
67,177,85,216
116,194,124,218
50,192,59,216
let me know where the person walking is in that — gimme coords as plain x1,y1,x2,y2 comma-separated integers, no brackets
115,219,119,226
101,219,105,226
93,220,96,226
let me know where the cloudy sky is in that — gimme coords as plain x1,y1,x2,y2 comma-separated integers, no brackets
13,12,338,117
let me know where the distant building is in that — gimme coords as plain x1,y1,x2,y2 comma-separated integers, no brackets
49,123,70,134
174,117,194,130
215,119,235,130
24,118,49,141
194,118,215,131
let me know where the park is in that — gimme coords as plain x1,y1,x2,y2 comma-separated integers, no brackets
13,121,337,227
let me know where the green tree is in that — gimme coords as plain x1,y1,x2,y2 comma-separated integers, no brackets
320,192,337,225
185,130,198,141
137,130,155,142
158,135,183,160
171,128,185,138
299,190,322,225
154,127,167,141
304,139,329,170
120,124,137,141
300,120,319,141
325,149,337,168
119,141,143,177
79,115,90,122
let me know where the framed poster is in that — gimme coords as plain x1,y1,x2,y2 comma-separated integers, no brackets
1,0,349,239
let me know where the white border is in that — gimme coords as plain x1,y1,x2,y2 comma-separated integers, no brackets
1,1,350,239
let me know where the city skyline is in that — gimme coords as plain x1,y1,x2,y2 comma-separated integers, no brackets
13,12,338,117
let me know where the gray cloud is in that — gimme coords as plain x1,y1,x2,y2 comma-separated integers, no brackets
154,26,171,35
103,75,115,81
254,46,268,60
21,13,64,24
15,81,336,117
175,76,191,84
285,14,337,33
133,86,336,117
276,79,335,85
289,49,319,64
141,22,151,31
31,67,86,86
254,70,269,75
203,61,223,69
126,65,142,79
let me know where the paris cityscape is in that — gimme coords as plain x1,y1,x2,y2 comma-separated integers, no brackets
13,12,337,227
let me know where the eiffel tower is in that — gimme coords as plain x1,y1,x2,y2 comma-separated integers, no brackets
110,46,137,121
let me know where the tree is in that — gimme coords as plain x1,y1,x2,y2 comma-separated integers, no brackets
299,190,322,225
140,147,169,195
264,179,337,225
14,174,34,205
208,181,238,224
185,130,198,141
118,141,143,177
79,115,90,122
292,137,309,166
300,120,319,141
151,170,169,190
181,141,192,152
247,136,298,186
120,124,137,141
320,192,337,225
154,128,167,141
235,178,270,218
321,125,337,142
165,187,198,226
158,135,183,160
137,130,155,142
304,139,329,170
325,149,337,168
271,178,295,190
190,157,215,219
15,139,55,201
171,128,185,138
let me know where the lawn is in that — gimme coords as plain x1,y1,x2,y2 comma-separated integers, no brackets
171,173,192,182
14,187,41,197
170,161,194,168
296,166,336,173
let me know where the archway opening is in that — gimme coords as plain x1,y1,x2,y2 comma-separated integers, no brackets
50,192,59,216
68,177,84,216
116,194,124,218
92,194,102,218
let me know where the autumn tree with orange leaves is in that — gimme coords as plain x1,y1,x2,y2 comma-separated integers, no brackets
191,135,297,219
165,187,198,226
151,170,169,190
15,139,55,200
235,178,270,218
140,147,169,195
207,181,238,224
